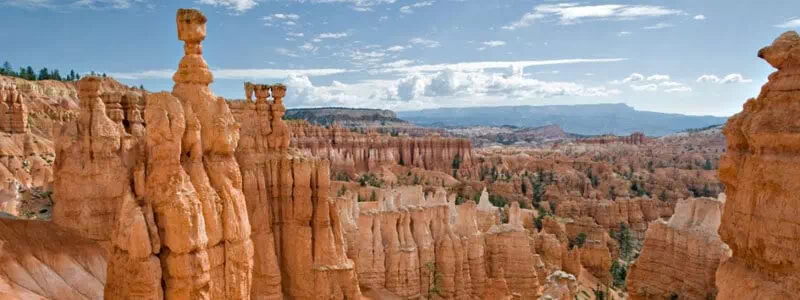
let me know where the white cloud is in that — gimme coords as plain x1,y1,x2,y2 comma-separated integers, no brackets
617,31,632,37
611,73,671,84
275,48,300,57
9,0,149,10
385,67,620,102
4,0,54,9
503,3,683,30
612,73,690,92
630,83,658,92
386,45,406,52
696,73,752,84
317,32,349,39
287,32,304,37
399,1,433,14
381,60,416,68
775,19,800,28
482,40,506,47
409,37,440,48
197,0,258,13
383,58,625,74
693,14,706,20
646,74,670,81
108,67,349,80
665,86,692,93
299,43,317,52
642,22,673,30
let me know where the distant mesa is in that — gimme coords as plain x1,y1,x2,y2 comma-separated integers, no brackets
397,103,728,136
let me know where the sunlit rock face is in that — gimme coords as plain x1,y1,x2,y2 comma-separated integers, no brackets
716,31,800,299
288,120,473,175
628,195,730,300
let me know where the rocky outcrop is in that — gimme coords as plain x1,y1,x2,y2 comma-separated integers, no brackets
628,196,729,299
0,218,108,300
287,120,473,175
557,197,670,238
485,202,541,298
234,82,361,299
715,31,800,299
0,83,29,134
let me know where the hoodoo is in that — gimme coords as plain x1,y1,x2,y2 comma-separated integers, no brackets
715,31,800,299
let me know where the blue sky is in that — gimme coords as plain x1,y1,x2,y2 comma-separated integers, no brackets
1,0,798,116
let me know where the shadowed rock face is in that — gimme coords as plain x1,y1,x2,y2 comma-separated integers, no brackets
716,31,800,299
627,195,730,300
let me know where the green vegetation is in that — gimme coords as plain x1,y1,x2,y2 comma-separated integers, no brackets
488,194,506,208
569,232,588,249
609,222,639,289
424,262,443,298
1,61,83,81
534,207,553,231
703,159,713,170
358,173,384,188
337,185,347,197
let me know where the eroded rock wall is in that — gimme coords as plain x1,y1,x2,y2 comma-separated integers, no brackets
627,196,729,299
715,31,800,299
287,120,473,175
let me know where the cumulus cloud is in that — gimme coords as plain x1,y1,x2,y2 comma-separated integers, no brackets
384,67,620,102
611,73,670,84
612,73,690,92
197,0,258,13
409,37,440,48
618,31,632,37
775,19,800,28
696,73,752,84
693,14,706,20
502,3,683,30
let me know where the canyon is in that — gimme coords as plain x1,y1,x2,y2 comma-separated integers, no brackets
0,8,798,300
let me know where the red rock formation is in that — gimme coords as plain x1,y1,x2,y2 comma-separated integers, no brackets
0,218,108,299
288,120,473,175
485,202,541,298
716,31,800,299
628,195,729,300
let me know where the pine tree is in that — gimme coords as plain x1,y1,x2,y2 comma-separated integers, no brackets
1,61,11,76
25,66,35,80
51,69,62,81
38,67,50,80
69,70,76,81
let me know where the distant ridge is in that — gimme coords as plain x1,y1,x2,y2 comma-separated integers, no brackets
397,103,728,136
285,107,407,126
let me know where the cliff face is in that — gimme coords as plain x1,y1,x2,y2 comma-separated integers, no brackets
627,195,729,299
0,218,108,300
715,31,800,299
287,120,473,175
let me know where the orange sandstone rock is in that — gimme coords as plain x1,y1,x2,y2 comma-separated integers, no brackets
716,31,800,299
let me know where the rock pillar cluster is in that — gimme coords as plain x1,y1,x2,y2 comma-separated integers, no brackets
0,83,29,134
627,196,730,299
715,31,800,299
233,82,360,298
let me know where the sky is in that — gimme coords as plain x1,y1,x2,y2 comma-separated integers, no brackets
1,0,798,116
